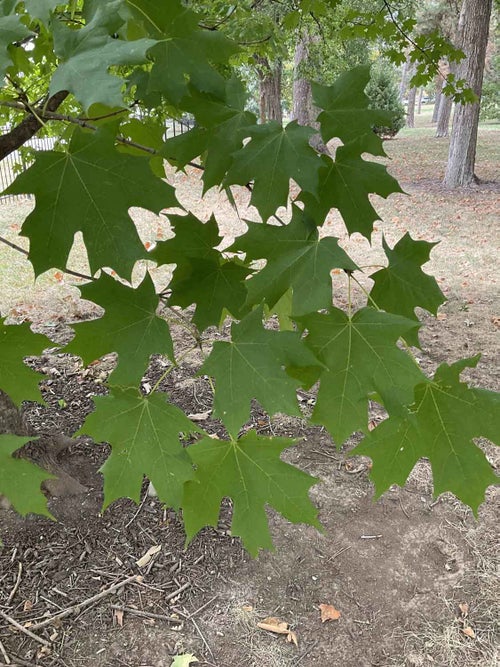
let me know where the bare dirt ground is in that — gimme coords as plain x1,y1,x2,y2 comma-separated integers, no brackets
0,112,499,667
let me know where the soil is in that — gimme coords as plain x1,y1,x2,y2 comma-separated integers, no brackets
0,120,499,667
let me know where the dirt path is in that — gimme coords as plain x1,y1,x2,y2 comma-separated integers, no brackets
0,117,498,666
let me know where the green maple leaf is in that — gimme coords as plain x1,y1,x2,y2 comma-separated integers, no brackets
24,0,60,23
230,206,357,315
151,213,249,330
225,121,323,222
127,0,238,105
150,213,222,266
313,66,391,156
169,257,252,332
181,80,257,191
65,272,173,386
0,9,33,79
200,307,321,437
80,388,202,510
183,431,321,556
7,126,177,278
355,357,499,513
49,1,156,110
0,320,51,405
300,147,402,237
370,234,446,346
0,436,54,516
298,308,426,444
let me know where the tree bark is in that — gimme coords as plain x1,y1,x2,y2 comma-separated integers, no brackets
435,92,454,136
406,85,417,128
399,58,409,101
417,88,424,114
444,0,493,187
0,91,68,160
292,32,313,126
255,56,282,124
432,73,445,123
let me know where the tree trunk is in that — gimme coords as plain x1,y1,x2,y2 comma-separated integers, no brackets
417,88,424,114
406,85,417,128
292,32,313,126
444,0,493,187
255,56,282,124
435,93,453,136
399,58,409,101
432,74,445,123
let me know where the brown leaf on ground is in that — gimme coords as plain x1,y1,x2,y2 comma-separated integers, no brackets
287,630,299,646
257,616,290,634
458,602,469,617
462,626,475,639
319,603,341,622
113,608,124,627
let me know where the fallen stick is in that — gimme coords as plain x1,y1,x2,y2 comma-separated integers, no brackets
0,638,10,664
110,605,182,623
29,574,141,631
6,562,22,605
164,581,190,602
0,610,50,648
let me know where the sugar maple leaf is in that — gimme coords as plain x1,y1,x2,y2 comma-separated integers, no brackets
7,126,177,278
313,66,391,156
65,272,173,386
183,431,321,556
80,388,202,510
0,7,32,79
225,121,323,222
127,0,238,105
24,1,60,23
300,148,402,237
0,320,51,405
150,213,222,266
49,1,156,110
230,206,357,315
298,308,426,444
168,257,252,332
369,233,446,345
200,307,321,437
0,436,54,517
355,357,500,512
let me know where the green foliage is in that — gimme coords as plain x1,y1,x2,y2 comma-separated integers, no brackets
183,431,320,556
365,66,406,138
0,0,498,555
0,435,54,517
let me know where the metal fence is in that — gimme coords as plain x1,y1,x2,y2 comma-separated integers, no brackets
0,130,57,204
0,118,194,205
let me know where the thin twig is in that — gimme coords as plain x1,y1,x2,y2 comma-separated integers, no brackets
292,639,319,665
124,491,149,529
0,235,28,256
29,574,141,631
183,607,215,662
6,562,22,604
0,609,50,647
164,581,190,602
326,545,352,563
0,235,94,281
399,494,410,519
0,639,10,665
185,594,219,619
110,605,183,624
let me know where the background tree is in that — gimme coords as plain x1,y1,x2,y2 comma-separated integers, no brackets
444,0,494,186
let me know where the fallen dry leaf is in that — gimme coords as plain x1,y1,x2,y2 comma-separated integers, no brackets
462,626,475,639
287,630,299,646
23,600,33,612
458,602,469,617
257,616,290,635
241,604,254,612
136,545,161,568
113,608,124,627
319,603,341,622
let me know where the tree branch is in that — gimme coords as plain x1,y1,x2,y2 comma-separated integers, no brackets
0,91,69,160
